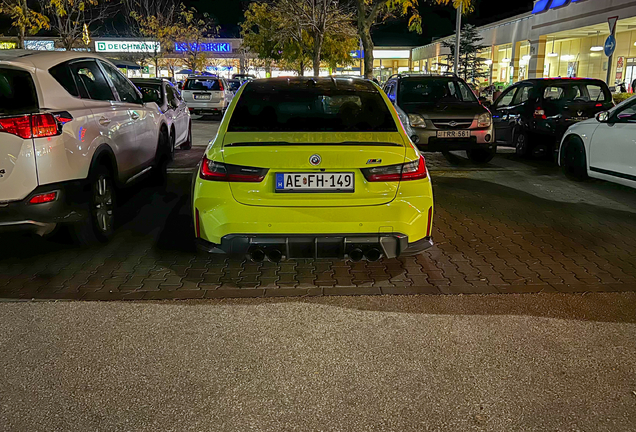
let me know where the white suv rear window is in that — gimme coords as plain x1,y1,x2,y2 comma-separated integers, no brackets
0,68,38,115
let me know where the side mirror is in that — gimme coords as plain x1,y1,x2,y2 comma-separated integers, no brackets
597,111,609,123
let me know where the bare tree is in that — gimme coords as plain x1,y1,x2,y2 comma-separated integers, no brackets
121,0,179,75
277,0,355,77
39,0,114,50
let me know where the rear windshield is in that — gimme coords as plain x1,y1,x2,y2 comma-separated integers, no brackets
399,78,478,104
228,80,397,132
0,68,38,115
542,82,611,103
184,78,221,91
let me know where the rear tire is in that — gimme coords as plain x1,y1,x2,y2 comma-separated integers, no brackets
561,138,588,181
152,128,171,186
70,165,116,245
514,130,530,157
181,121,192,150
466,147,497,163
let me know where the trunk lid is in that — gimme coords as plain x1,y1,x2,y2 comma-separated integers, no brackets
222,132,407,207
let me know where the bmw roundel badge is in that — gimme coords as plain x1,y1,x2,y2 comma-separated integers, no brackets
309,154,321,166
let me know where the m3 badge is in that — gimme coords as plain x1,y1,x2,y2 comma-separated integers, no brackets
366,159,382,165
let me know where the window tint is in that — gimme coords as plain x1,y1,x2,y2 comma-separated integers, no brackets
513,86,532,105
0,68,38,115
543,83,609,103
615,100,636,123
398,78,477,104
228,80,397,133
184,78,222,91
457,81,476,102
495,88,517,108
69,61,114,101
166,84,179,108
135,83,163,105
49,63,80,97
101,62,141,104
585,84,608,102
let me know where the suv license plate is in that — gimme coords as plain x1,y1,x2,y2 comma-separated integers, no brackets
194,94,211,100
276,173,354,192
437,130,471,138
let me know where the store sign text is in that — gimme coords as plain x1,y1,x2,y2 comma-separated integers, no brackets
174,42,231,53
532,0,587,14
0,41,17,50
25,40,55,50
95,41,160,53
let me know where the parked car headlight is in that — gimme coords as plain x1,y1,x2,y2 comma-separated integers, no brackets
477,113,492,128
408,114,427,128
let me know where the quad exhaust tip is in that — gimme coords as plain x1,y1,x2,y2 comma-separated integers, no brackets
365,248,382,262
267,249,283,263
249,248,266,263
349,248,364,262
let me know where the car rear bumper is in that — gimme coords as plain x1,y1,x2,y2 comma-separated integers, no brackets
412,128,495,151
196,233,433,260
0,180,88,234
187,101,228,112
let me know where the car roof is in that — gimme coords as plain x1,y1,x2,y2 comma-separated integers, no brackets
131,78,167,85
187,75,221,79
0,50,112,70
519,78,607,85
245,77,378,92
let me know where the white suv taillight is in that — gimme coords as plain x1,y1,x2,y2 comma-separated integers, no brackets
0,113,60,139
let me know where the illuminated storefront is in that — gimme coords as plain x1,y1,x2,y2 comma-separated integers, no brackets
413,0,636,89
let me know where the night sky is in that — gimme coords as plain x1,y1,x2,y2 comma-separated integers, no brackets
1,0,535,45
184,0,535,45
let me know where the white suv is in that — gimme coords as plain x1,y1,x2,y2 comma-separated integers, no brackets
180,76,233,116
0,51,171,243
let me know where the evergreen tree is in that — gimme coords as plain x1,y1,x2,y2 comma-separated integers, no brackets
441,24,490,83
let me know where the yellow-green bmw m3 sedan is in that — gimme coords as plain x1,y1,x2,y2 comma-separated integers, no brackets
193,77,434,262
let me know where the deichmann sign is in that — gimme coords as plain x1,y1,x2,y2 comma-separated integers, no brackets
174,42,231,53
95,41,160,53
532,0,588,14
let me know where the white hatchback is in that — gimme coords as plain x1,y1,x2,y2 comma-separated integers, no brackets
0,51,171,243
559,95,636,188
180,76,233,116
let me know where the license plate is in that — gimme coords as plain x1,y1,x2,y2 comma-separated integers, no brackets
276,173,354,192
437,130,471,138
194,94,211,100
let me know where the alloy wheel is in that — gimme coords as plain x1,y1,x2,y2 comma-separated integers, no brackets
94,175,114,233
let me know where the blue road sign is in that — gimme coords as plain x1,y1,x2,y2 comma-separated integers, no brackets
604,35,616,57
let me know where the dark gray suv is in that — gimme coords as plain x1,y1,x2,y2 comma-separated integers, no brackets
383,74,496,163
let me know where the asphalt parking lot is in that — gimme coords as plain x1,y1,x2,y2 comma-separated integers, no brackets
1,115,635,300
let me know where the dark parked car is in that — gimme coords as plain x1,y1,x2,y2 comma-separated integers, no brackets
490,78,613,157
227,78,242,93
384,73,496,163
132,78,192,150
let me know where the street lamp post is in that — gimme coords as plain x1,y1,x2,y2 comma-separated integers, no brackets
454,3,462,75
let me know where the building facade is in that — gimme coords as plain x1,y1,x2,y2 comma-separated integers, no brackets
412,0,636,89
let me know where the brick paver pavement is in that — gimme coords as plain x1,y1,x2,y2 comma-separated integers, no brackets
2,148,636,301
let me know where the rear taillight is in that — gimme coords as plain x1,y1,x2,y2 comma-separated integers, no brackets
533,107,547,120
0,115,32,139
200,156,268,182
28,191,57,204
0,114,60,139
362,155,428,182
218,81,224,91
